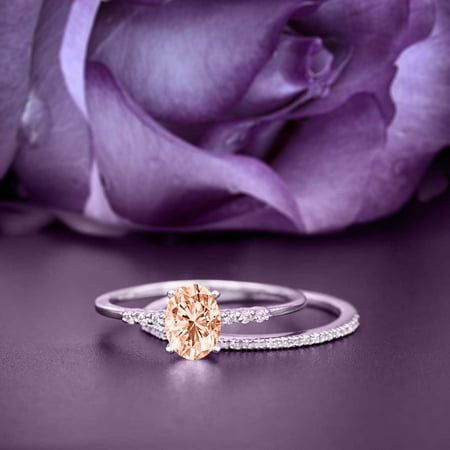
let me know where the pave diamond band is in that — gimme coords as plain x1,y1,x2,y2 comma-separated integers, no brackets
120,306,271,327
95,280,359,360
142,290,359,351
143,315,359,350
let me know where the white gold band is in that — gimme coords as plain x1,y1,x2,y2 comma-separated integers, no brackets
95,279,308,323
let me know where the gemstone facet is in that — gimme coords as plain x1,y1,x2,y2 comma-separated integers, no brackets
165,284,221,360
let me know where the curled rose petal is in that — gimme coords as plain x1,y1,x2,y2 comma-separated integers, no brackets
356,0,450,222
271,94,387,232
84,161,132,228
0,1,42,178
86,63,303,231
230,34,334,118
60,0,101,117
57,210,130,237
271,0,449,232
194,33,339,156
291,0,435,122
89,0,323,124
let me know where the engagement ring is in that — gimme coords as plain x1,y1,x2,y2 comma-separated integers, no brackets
95,280,359,360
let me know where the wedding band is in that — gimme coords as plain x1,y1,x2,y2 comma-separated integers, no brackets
95,280,359,360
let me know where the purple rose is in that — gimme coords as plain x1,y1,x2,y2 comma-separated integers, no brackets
1,0,449,234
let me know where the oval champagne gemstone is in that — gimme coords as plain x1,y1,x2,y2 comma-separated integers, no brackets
165,284,221,360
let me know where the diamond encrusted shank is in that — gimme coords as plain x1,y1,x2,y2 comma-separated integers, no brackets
142,314,360,351
121,306,270,327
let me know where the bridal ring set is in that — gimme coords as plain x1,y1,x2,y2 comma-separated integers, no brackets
95,280,359,360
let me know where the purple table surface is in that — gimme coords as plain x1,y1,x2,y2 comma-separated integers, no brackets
1,194,450,450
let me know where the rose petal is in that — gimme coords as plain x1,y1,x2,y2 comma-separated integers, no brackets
165,34,351,155
272,0,450,233
0,0,42,178
60,0,101,117
231,34,334,118
86,63,302,231
194,35,338,156
89,0,322,123
14,0,92,211
271,94,387,232
291,0,436,122
57,210,130,237
356,0,450,222
84,161,132,227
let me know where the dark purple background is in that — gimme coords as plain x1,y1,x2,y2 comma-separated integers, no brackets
1,194,450,450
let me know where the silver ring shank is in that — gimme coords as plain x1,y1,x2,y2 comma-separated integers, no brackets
95,280,307,320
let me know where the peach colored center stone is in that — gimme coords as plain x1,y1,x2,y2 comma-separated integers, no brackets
165,284,221,360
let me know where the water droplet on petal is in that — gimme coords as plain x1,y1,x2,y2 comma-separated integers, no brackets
18,90,51,150
224,129,248,150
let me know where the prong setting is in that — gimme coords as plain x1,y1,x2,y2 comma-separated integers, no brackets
213,344,221,353
211,290,221,299
167,289,176,298
165,344,174,353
